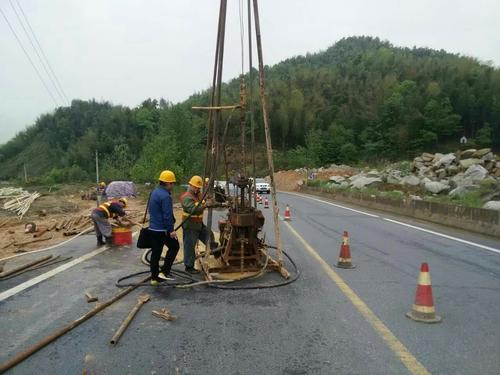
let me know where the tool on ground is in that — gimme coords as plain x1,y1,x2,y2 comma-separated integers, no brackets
152,307,177,321
0,276,150,373
110,294,151,345
84,292,98,303
283,205,291,221
406,263,442,323
335,231,355,269
0,255,53,279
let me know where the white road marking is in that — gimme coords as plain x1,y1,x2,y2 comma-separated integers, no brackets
281,191,379,218
0,246,110,302
281,191,500,256
382,218,500,255
0,231,139,302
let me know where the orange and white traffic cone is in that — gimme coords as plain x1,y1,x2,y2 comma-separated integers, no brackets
283,205,291,221
264,197,269,209
406,263,441,323
335,231,355,269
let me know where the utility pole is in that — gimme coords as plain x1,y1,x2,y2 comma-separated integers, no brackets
95,150,100,205
23,163,28,183
95,150,99,185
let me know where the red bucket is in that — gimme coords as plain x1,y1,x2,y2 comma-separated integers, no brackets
112,227,132,246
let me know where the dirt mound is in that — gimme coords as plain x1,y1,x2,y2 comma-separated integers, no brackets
274,170,306,191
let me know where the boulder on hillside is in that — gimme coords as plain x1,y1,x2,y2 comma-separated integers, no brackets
386,170,402,184
400,175,421,186
446,165,460,176
483,201,500,211
448,185,478,198
472,148,491,158
459,158,483,169
425,181,449,194
481,152,495,162
463,164,488,182
366,170,380,177
329,176,346,184
434,153,456,168
422,153,434,162
436,169,447,179
461,149,477,158
350,177,382,189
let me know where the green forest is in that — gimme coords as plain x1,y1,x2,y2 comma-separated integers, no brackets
1,36,499,183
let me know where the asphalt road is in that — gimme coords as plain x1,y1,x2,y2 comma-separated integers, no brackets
0,192,499,374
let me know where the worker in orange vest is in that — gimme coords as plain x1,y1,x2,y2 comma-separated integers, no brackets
91,198,128,245
180,175,213,274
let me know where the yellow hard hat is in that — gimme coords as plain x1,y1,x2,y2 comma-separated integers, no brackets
99,182,106,187
159,170,176,183
189,175,203,188
118,197,128,207
205,177,209,183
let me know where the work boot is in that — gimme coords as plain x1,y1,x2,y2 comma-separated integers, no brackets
97,237,105,246
105,236,113,245
185,267,200,275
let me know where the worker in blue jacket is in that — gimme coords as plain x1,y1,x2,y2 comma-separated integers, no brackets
148,170,180,285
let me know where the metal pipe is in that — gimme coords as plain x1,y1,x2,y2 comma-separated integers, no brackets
252,0,285,267
0,255,52,278
0,276,150,373
110,294,150,345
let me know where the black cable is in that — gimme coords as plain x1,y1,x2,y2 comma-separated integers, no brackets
116,247,300,290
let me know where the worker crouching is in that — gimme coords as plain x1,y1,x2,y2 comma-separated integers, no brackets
181,175,214,274
91,198,128,246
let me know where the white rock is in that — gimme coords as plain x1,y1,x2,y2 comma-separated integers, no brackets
366,170,380,177
449,186,478,198
463,165,488,182
329,176,346,184
435,153,456,167
425,181,449,194
461,149,477,158
350,177,382,189
459,158,483,169
409,195,422,201
401,175,421,186
473,148,491,158
483,201,500,211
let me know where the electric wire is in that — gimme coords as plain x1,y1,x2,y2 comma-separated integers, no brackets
0,6,59,106
14,0,70,104
9,0,67,105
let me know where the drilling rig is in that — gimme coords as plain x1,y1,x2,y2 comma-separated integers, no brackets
194,0,289,281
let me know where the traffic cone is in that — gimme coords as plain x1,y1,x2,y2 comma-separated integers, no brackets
406,263,441,323
264,197,269,208
283,205,291,221
334,231,355,269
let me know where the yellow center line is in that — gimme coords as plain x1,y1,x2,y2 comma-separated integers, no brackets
282,219,430,375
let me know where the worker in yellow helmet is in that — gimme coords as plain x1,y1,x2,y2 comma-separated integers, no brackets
148,170,180,285
180,175,213,274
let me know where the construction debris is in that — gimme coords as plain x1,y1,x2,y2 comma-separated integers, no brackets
3,192,41,219
110,294,150,345
152,308,177,321
14,235,53,247
84,292,98,303
0,276,150,373
0,255,53,279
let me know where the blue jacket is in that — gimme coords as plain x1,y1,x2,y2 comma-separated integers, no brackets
148,186,174,232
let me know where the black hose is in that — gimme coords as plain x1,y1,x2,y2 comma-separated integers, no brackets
116,246,300,290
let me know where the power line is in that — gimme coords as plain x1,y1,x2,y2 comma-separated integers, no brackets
14,0,70,105
0,6,59,106
9,0,68,105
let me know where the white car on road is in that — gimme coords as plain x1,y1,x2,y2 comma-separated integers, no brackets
255,178,271,194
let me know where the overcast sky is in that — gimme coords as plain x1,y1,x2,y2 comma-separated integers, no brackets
1,0,499,144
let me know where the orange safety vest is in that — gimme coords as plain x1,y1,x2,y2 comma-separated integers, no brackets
98,202,118,219
180,191,204,222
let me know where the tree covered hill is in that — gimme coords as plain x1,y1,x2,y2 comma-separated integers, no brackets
1,36,499,182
